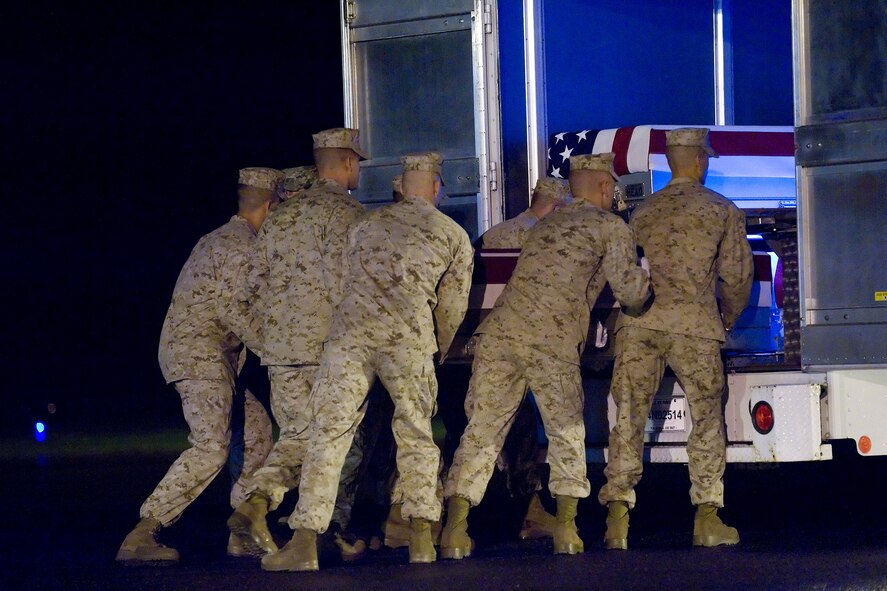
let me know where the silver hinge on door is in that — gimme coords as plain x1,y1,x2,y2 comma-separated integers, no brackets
489,160,498,192
483,1,493,34
345,0,356,24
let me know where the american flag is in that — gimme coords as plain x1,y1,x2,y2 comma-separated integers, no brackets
546,125,796,179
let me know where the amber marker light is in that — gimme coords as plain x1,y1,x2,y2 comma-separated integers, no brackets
858,436,872,455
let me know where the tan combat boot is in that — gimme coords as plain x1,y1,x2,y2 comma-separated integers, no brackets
227,532,264,557
226,493,278,554
334,531,368,563
409,518,437,564
604,501,629,550
693,504,739,547
383,503,411,549
519,493,558,540
261,528,319,572
115,517,180,566
553,495,584,555
440,496,473,559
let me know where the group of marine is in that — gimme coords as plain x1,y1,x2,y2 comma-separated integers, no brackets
116,125,754,572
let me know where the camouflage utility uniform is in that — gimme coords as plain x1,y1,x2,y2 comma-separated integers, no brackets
246,178,365,523
144,215,273,526
474,207,544,498
291,195,474,532
445,201,650,506
476,209,538,249
599,177,753,509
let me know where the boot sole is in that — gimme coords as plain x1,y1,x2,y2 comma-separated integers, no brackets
604,538,628,550
227,541,265,557
553,542,584,555
115,550,179,566
693,535,739,547
409,552,437,564
261,558,319,572
440,546,471,560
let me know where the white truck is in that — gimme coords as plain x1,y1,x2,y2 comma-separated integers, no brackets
337,0,887,463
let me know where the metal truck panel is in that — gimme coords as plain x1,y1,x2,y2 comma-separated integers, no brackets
826,369,887,456
347,0,474,29
794,0,887,369
341,0,503,240
725,371,826,443
748,383,828,461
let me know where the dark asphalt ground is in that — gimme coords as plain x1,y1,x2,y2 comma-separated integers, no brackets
3,440,886,591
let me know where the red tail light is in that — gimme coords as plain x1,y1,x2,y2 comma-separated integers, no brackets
752,401,774,434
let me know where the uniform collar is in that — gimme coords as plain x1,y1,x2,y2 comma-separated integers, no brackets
232,214,257,236
666,176,700,186
564,198,598,210
402,195,438,210
316,177,347,191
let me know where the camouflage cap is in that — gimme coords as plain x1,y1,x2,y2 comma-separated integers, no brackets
282,165,318,192
238,167,285,191
569,152,619,180
312,127,369,160
534,177,571,204
401,152,445,185
666,127,718,157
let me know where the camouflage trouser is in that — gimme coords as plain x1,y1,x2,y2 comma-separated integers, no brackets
445,335,590,506
140,379,273,526
246,365,365,527
598,326,726,509
389,454,446,508
247,365,315,509
290,341,441,533
498,393,544,497
230,389,274,507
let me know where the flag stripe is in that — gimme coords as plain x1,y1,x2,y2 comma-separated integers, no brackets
611,126,636,176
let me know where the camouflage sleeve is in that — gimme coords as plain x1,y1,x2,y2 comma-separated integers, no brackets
718,205,754,329
321,201,363,308
215,243,264,357
433,230,475,362
246,227,270,308
603,219,651,310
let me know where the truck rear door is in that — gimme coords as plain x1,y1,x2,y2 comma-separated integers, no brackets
794,0,887,368
339,0,503,241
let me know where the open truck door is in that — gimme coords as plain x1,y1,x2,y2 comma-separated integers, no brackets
339,0,504,241
793,0,887,456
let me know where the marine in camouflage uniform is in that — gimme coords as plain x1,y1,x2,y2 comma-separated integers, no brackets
262,152,473,571
228,129,368,552
473,177,572,538
476,177,570,249
598,128,753,550
441,153,650,559
116,167,282,565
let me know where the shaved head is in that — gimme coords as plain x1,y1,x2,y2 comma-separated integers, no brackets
569,169,611,199
237,185,277,213
314,147,360,189
402,169,441,204
314,147,354,170
666,145,709,181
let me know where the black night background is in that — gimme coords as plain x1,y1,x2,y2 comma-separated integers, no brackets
4,3,345,438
